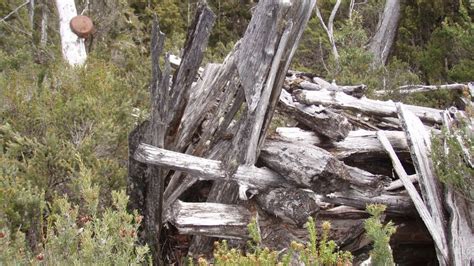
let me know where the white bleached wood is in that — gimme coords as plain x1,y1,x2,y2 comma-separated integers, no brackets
385,174,418,191
55,0,87,66
134,143,287,191
274,127,408,160
375,83,471,97
169,200,251,238
296,89,444,124
377,131,449,263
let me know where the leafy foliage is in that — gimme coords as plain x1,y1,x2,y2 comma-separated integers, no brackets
364,204,397,266
195,217,352,266
0,187,150,265
432,109,474,201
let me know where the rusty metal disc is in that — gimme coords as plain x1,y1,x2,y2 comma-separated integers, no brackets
70,15,94,38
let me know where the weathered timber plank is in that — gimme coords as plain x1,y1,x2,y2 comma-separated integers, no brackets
397,104,449,265
134,143,289,191
295,89,444,124
174,63,222,152
169,200,251,239
273,127,409,160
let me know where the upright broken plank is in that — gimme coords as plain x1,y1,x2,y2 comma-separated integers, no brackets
295,89,444,124
440,111,474,265
377,131,449,263
445,189,474,265
144,18,169,263
397,104,449,265
127,5,216,263
167,5,216,144
189,0,317,254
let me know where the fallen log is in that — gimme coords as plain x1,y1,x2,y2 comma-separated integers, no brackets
273,127,409,161
375,83,471,97
260,140,389,193
294,78,367,98
294,89,444,124
279,89,351,141
260,141,351,193
323,191,416,216
256,188,325,226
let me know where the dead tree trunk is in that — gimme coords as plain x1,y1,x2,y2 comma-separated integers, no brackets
315,0,341,67
368,0,400,66
127,4,216,264
54,0,87,66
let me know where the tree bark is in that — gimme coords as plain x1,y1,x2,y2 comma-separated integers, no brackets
368,0,401,66
279,89,351,141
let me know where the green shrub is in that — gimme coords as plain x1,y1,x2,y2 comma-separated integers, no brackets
364,204,397,266
196,217,352,266
432,111,474,201
0,180,150,264
0,158,149,265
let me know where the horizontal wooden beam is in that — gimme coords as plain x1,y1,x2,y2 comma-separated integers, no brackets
168,200,251,239
295,89,444,124
134,143,288,191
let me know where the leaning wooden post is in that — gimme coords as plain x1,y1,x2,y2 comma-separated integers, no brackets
188,0,317,253
54,0,87,66
127,5,216,264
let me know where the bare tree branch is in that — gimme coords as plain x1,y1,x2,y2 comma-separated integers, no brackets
315,0,341,66
0,0,30,23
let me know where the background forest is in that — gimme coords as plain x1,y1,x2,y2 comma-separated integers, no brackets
0,0,473,264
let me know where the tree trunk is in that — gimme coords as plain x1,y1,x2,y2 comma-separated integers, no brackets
54,0,87,66
368,0,400,66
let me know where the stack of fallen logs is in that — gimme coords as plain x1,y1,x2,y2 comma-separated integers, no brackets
132,69,473,265
126,1,473,264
